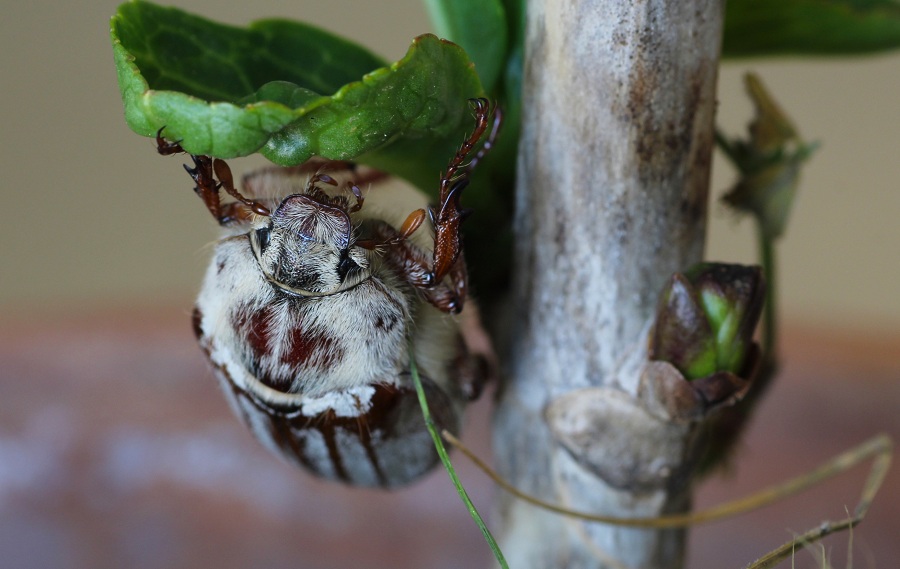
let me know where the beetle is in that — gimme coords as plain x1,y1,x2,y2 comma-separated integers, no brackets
157,99,500,487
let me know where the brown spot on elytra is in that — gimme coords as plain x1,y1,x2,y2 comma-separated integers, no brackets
373,311,400,331
282,325,343,369
247,309,273,359
232,305,274,359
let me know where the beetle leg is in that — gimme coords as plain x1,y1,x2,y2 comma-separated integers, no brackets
396,99,501,313
462,103,503,175
362,100,501,313
445,252,468,308
155,129,270,224
365,221,465,313
155,128,184,156
431,99,502,285
177,155,252,225
428,99,493,285
450,333,490,402
182,154,227,223
212,159,271,217
421,254,468,313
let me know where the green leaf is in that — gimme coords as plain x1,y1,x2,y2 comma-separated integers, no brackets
111,0,485,182
259,35,484,167
495,0,524,169
724,0,900,57
719,74,818,240
423,0,508,93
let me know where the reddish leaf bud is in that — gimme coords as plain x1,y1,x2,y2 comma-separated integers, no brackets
650,263,765,380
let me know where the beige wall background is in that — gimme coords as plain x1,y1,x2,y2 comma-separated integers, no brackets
2,1,898,335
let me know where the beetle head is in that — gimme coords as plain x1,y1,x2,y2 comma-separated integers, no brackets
250,192,371,296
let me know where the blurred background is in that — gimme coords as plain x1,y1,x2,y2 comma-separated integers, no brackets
1,1,897,568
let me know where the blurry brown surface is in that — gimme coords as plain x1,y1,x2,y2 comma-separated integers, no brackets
0,308,897,569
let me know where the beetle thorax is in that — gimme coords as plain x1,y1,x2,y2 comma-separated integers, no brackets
251,192,370,297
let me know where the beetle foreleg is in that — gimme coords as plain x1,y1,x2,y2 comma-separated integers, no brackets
213,159,271,217
366,221,467,313
420,254,467,313
155,128,184,155
155,129,270,225
427,99,501,302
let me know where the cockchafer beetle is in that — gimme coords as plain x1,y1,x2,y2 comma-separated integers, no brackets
157,99,500,487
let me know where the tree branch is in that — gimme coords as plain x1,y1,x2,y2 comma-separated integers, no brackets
493,1,724,567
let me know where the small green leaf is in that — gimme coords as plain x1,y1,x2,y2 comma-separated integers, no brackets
719,74,818,241
423,0,508,93
494,0,525,170
111,0,485,185
724,0,900,57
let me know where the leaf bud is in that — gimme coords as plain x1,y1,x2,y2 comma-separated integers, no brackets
650,263,765,380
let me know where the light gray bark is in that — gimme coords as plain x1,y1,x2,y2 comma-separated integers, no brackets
492,1,723,567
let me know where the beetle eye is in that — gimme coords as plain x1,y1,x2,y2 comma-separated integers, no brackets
255,227,271,252
336,250,358,282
